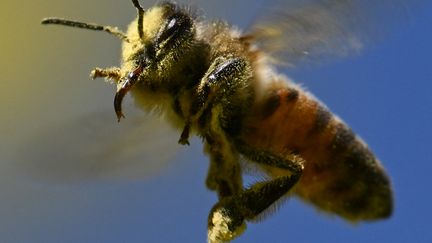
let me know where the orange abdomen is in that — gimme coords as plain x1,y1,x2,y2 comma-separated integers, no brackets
240,80,392,221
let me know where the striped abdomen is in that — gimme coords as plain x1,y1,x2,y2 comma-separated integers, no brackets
240,79,392,221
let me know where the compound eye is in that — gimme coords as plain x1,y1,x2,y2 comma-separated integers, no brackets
166,18,177,33
155,13,192,47
158,15,180,41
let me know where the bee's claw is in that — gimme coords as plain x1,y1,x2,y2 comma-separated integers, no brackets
178,137,190,146
178,122,191,146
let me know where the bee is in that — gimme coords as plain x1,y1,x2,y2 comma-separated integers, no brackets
42,0,393,242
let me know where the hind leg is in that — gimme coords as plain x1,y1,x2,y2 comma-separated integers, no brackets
208,142,304,243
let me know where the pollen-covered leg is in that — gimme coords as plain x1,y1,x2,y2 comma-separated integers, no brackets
208,143,304,243
204,133,243,199
208,175,300,243
90,67,121,82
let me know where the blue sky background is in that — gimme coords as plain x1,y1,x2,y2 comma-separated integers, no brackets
1,0,431,242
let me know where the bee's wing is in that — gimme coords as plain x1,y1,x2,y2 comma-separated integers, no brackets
248,0,412,66
15,107,181,182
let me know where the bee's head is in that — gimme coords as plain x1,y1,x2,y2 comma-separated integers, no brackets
41,0,197,121
115,1,196,120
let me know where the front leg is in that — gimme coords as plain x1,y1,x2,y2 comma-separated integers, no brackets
90,67,121,83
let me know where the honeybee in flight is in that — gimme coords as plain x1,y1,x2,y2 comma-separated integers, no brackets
42,0,393,242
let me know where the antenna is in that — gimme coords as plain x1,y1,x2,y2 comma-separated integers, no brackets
132,0,145,39
41,18,129,42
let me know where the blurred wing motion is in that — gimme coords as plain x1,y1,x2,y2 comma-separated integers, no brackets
248,0,411,65
15,106,181,182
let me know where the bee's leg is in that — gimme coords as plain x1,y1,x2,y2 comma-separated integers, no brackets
204,132,243,199
208,142,304,243
90,67,121,82
192,56,251,124
178,56,247,146
193,56,251,198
